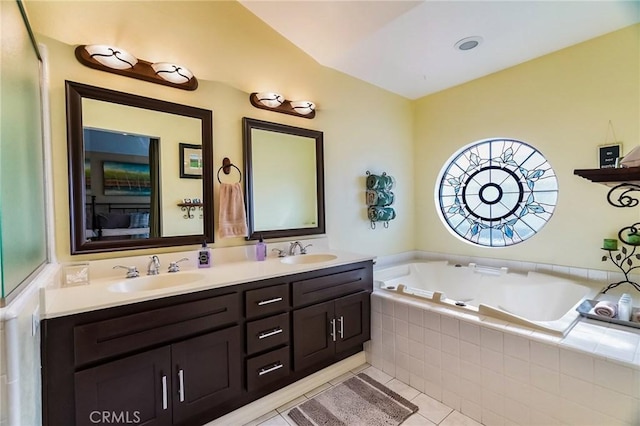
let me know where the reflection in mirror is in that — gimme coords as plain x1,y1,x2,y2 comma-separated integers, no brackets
243,117,325,240
66,81,213,254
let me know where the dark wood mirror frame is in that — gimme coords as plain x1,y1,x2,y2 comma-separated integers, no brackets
66,80,214,254
243,117,325,240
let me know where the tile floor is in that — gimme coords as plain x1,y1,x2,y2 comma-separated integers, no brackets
243,364,482,426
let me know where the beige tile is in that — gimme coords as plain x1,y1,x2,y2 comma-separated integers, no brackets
440,411,480,426
276,395,307,413
303,382,331,398
361,365,393,384
412,392,454,424
328,371,354,385
385,378,420,401
243,410,279,426
403,412,437,425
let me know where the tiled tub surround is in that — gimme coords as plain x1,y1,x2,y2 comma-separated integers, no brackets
368,292,640,425
367,290,640,425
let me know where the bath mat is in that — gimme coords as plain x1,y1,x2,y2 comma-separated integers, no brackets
288,373,418,426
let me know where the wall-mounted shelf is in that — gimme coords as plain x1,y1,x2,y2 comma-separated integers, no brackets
574,167,640,208
177,202,203,219
574,167,640,185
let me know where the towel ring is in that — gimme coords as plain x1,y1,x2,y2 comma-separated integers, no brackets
217,158,242,183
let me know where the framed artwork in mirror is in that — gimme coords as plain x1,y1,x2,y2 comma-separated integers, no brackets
180,143,202,178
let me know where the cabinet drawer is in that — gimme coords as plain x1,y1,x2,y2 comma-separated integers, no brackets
246,313,289,356
74,293,239,367
245,284,289,319
292,267,369,307
246,346,290,392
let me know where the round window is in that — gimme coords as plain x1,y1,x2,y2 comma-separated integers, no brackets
435,138,558,247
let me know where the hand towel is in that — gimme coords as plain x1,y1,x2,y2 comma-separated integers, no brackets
592,300,617,318
218,182,248,238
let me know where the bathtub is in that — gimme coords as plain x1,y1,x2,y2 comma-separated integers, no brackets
374,261,598,335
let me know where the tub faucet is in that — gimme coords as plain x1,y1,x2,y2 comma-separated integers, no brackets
288,241,303,256
147,255,160,275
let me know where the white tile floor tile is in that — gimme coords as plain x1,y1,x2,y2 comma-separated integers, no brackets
441,410,483,426
404,412,437,425
413,392,454,423
243,410,279,426
256,413,290,426
386,378,421,401
362,365,394,384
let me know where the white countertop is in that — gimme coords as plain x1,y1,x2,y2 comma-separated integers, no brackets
42,248,375,319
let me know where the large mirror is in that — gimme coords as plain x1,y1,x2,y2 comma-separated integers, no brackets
66,81,214,254
243,117,325,240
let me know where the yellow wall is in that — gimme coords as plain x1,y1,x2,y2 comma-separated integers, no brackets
413,24,640,269
34,3,415,262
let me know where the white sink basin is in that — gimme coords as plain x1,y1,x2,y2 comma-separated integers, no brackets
280,254,338,265
108,272,205,293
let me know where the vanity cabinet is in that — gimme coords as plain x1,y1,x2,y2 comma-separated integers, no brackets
74,328,240,426
293,291,370,371
42,260,373,426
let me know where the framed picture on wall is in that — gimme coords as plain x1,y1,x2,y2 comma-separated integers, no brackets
599,143,622,169
180,143,202,178
102,161,151,196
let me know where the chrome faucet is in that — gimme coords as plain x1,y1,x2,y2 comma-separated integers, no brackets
147,255,160,275
288,242,313,256
113,265,139,278
288,241,303,256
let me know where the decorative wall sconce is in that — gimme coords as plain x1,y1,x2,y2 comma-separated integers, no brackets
249,92,316,119
75,44,198,91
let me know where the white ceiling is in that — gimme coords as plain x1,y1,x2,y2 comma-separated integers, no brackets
240,0,640,99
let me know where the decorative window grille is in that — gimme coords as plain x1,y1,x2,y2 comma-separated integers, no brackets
436,138,558,247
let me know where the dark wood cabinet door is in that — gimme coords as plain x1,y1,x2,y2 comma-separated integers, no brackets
292,300,335,371
171,326,242,424
74,346,172,426
334,292,370,354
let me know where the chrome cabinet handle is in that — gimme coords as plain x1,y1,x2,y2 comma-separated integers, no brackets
258,363,283,376
258,327,283,339
257,297,283,306
330,318,336,342
338,316,344,339
161,375,168,410
178,369,185,403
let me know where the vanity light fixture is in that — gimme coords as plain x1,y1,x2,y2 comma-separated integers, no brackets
84,45,137,69
290,100,315,116
249,92,316,119
152,62,194,84
75,45,198,91
255,92,285,108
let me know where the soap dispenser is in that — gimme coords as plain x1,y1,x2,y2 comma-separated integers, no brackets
256,234,267,261
198,240,211,268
